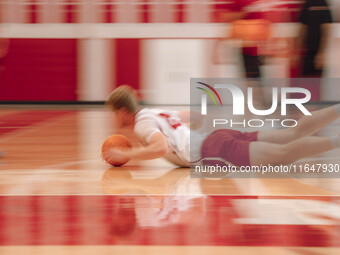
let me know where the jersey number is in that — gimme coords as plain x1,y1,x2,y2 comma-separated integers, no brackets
159,113,182,130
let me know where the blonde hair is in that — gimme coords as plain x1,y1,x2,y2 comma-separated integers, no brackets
106,85,138,114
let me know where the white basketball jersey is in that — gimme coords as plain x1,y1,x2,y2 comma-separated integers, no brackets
134,108,191,167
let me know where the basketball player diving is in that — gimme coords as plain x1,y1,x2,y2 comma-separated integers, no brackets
104,85,340,168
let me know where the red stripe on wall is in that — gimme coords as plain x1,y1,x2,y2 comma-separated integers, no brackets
0,39,78,101
0,0,307,24
115,39,140,91
141,0,149,23
176,0,185,23
29,0,38,23
103,2,113,23
65,0,78,23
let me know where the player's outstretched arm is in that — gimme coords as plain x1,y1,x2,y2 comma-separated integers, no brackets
107,132,169,162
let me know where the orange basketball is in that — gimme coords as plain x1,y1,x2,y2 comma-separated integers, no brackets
101,135,132,167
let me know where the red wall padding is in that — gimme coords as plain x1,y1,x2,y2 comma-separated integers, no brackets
115,39,140,91
0,39,77,101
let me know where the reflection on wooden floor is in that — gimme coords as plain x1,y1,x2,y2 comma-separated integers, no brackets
1,195,340,247
1,107,340,254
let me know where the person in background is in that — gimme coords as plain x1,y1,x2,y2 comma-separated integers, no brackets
216,0,274,106
293,0,333,100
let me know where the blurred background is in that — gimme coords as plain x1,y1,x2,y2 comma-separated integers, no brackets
1,2,340,253
0,0,338,105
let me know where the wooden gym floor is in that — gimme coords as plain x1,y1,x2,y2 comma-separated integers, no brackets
0,105,340,255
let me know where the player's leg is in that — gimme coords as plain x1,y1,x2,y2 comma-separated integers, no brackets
250,136,339,166
242,50,265,106
257,105,340,144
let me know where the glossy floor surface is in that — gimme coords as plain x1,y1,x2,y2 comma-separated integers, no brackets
1,106,340,254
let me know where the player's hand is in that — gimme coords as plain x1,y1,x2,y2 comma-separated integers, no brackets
103,148,131,163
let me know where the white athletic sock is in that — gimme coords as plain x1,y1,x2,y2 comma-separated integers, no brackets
334,104,340,116
330,136,340,149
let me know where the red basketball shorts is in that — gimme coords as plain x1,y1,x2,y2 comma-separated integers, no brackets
201,129,259,167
